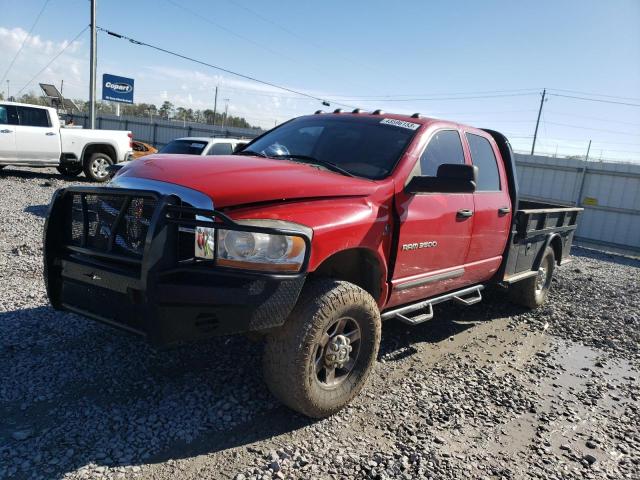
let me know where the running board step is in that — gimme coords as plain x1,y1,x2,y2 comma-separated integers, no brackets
395,304,434,325
381,285,484,326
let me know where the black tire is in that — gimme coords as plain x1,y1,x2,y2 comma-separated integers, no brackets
263,279,381,418
509,247,555,309
83,152,113,182
56,164,83,177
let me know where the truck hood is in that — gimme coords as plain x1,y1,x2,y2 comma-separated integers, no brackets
116,154,377,208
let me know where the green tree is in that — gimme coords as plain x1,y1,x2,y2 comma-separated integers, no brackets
159,101,174,119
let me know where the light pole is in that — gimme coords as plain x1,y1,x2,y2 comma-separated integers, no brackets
89,0,97,128
6,80,9,100
221,98,229,130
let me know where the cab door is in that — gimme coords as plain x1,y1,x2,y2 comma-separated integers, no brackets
15,106,61,163
388,129,474,308
463,132,512,283
0,104,18,162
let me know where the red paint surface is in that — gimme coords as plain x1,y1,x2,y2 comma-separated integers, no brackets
121,113,514,309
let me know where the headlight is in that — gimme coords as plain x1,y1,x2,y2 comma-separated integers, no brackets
195,219,311,273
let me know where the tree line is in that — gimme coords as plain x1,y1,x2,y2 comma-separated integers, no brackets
2,92,258,129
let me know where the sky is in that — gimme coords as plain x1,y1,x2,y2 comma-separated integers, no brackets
0,0,639,161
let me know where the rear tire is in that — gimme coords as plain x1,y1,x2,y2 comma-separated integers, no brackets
263,279,381,418
56,164,83,177
83,152,113,182
509,246,555,308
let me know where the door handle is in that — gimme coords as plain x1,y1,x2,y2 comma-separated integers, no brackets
0,129,12,133
456,209,473,219
498,206,511,215
45,132,57,136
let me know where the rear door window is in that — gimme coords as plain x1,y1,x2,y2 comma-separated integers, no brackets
17,106,51,127
419,130,465,176
159,140,207,155
209,143,233,155
466,133,501,191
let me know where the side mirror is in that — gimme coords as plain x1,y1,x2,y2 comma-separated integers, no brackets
405,164,477,194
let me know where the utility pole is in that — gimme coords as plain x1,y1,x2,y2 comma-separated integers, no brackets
221,98,229,129
6,80,9,100
89,0,97,129
212,86,218,128
530,88,546,156
584,139,592,161
574,139,591,207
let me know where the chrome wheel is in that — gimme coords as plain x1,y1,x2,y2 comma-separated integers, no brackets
91,157,110,179
535,266,547,292
313,317,361,388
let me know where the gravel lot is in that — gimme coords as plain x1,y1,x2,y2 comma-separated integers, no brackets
0,166,638,480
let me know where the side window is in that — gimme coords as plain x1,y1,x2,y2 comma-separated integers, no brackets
466,133,501,191
17,107,51,127
233,142,248,153
419,130,465,176
210,143,233,155
0,105,18,125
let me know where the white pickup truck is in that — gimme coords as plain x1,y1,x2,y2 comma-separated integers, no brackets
0,102,133,182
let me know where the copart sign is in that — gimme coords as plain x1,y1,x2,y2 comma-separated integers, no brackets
102,73,134,104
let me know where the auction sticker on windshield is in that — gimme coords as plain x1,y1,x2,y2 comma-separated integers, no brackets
380,118,421,130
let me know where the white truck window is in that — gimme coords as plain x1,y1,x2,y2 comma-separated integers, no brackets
210,143,233,155
17,107,51,128
0,105,18,125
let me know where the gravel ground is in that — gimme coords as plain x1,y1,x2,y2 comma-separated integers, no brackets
0,166,638,480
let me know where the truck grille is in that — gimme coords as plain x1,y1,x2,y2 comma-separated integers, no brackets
68,192,157,258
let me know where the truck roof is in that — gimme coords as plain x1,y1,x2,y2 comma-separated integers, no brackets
305,110,475,132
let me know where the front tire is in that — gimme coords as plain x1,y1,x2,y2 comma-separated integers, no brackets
83,152,113,182
510,246,555,308
263,279,381,418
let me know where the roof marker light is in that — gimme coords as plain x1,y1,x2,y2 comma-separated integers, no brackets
333,108,343,114
372,109,384,115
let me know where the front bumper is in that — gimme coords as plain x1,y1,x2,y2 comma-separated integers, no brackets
44,186,308,345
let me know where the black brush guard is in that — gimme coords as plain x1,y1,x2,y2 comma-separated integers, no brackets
44,186,309,345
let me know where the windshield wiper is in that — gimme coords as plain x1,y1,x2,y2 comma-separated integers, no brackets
234,149,269,158
270,154,355,177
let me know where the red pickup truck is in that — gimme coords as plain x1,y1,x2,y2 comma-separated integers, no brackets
44,110,581,417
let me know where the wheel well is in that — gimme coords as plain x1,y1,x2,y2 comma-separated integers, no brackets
82,144,116,164
310,249,383,302
549,235,563,265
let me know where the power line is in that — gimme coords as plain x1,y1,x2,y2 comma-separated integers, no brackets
1,0,52,85
165,0,368,93
544,121,640,136
335,92,539,103
548,93,640,107
548,88,640,102
545,110,640,127
165,0,311,73
16,26,88,97
328,88,541,99
97,27,356,109
224,0,391,85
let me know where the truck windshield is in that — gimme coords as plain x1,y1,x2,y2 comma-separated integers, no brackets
159,140,207,155
239,116,420,179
